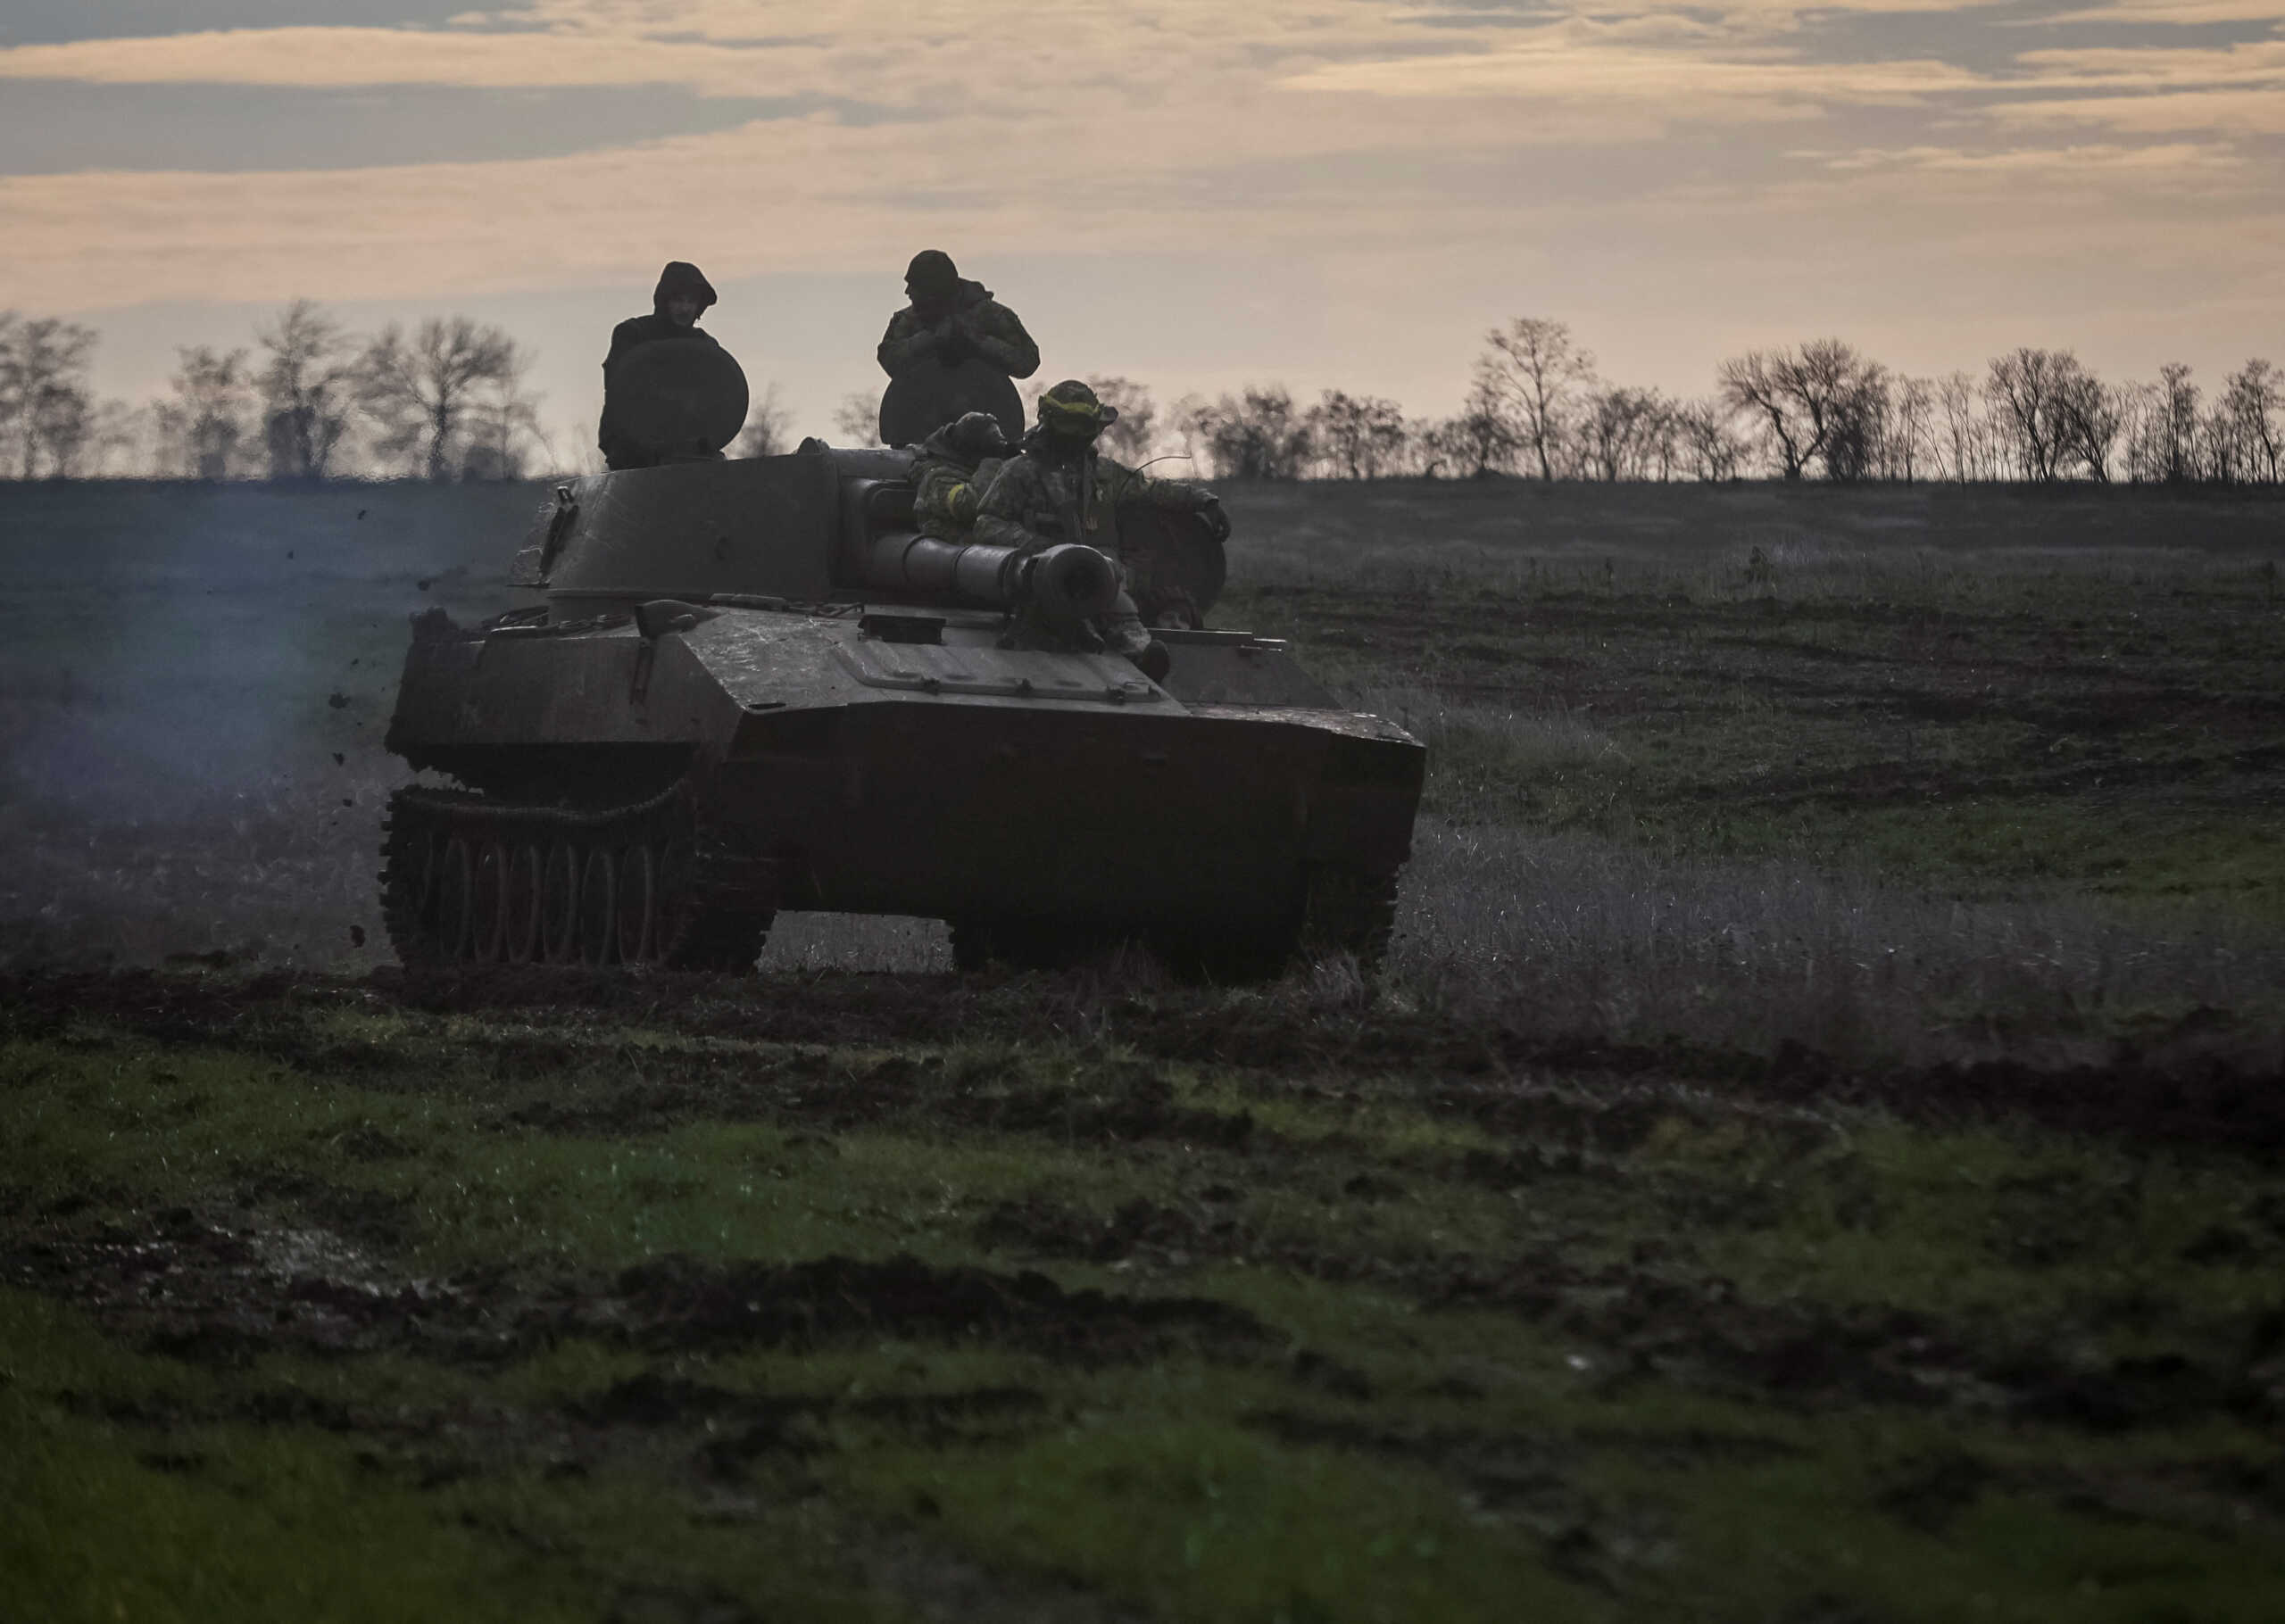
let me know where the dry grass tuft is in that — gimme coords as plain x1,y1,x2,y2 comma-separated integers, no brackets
1386,817,2285,1067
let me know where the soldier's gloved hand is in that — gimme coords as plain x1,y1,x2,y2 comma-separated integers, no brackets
935,321,974,366
1198,496,1232,543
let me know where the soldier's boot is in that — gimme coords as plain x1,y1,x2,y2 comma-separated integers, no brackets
1097,591,1170,683
1098,591,1153,658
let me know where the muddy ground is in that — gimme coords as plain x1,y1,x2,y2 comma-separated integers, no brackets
4,479,2285,1620
7,962,2285,1622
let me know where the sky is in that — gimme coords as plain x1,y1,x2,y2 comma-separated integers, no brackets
2,0,2280,462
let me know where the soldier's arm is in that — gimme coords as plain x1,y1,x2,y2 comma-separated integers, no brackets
876,311,937,378
973,461,1051,551
915,464,985,529
1106,460,1213,510
962,302,1040,379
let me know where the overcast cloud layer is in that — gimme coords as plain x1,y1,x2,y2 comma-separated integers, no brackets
2,0,2278,446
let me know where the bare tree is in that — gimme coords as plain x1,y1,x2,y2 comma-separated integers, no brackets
355,317,518,481
1675,398,1744,482
154,346,255,479
1084,376,1160,463
0,312,101,480
1423,378,1521,478
1822,362,1891,484
1889,377,1935,482
1176,386,1315,479
1716,339,1880,481
1579,386,1666,481
2156,363,2200,484
256,300,359,480
831,391,885,448
2056,369,2124,483
1476,318,1592,484
731,384,794,459
1984,349,2082,483
2220,359,2281,483
1312,389,1408,479
458,347,547,480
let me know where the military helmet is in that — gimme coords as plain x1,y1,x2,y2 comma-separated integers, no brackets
947,410,1009,460
1036,379,1118,436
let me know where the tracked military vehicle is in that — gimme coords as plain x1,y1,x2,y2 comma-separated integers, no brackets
380,436,1424,976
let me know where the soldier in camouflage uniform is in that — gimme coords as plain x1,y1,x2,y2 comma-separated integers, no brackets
877,252,1040,386
909,411,1012,541
975,380,1228,670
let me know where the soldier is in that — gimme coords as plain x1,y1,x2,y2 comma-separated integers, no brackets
910,411,1013,541
598,261,721,470
876,252,1039,444
975,379,1229,672
878,251,1039,384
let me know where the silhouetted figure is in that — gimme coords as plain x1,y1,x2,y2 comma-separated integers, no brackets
599,261,733,470
877,251,1039,447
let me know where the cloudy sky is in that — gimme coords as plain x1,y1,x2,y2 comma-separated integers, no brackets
3,0,2279,460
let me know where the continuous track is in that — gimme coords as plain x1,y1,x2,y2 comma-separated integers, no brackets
379,781,775,973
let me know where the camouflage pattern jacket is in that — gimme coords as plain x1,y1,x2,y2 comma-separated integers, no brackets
911,455,1008,541
972,444,1209,559
877,281,1040,381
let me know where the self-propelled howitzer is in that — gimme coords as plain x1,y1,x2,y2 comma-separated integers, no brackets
380,444,1423,975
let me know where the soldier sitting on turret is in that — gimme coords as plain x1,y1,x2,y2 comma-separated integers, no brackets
975,380,1229,675
599,261,723,470
910,412,1014,541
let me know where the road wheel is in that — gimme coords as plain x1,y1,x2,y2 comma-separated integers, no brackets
541,841,581,963
432,835,476,964
577,847,619,966
503,842,544,964
617,843,660,965
470,839,508,962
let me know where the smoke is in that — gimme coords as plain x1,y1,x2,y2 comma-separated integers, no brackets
0,479,539,968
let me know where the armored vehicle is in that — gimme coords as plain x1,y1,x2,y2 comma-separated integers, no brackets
379,445,1424,976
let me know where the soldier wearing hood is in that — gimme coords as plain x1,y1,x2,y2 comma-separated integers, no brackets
910,412,1013,542
599,261,721,470
877,252,1039,387
976,380,1228,673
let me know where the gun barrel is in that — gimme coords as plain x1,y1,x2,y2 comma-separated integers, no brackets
861,531,1023,606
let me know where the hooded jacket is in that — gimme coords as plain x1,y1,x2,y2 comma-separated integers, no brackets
599,262,721,467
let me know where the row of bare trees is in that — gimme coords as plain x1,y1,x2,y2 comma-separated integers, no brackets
0,302,547,481
1157,321,2282,485
6,299,2279,486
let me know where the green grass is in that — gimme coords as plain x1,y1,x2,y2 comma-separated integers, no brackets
7,988,2285,1620
6,478,2285,1617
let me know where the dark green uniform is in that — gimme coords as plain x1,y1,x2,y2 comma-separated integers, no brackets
908,413,1011,542
877,279,1040,383
976,443,1215,655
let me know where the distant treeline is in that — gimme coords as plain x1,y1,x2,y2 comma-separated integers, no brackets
1153,322,2283,487
3,302,2279,487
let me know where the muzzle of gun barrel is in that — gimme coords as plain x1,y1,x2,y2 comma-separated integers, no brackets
1025,543,1121,625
